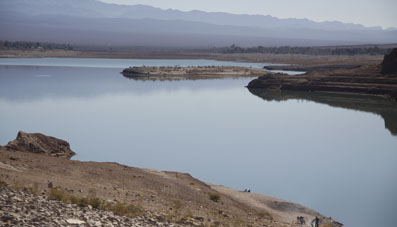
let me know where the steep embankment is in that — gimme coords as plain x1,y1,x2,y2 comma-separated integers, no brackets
0,131,341,226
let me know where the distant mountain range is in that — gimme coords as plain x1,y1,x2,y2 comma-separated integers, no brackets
1,0,396,47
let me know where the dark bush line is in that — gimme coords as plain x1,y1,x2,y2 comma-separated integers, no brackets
211,44,394,56
0,41,73,51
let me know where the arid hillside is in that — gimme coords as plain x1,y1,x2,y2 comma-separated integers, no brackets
0,131,341,226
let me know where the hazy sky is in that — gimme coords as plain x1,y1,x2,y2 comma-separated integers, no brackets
99,0,397,28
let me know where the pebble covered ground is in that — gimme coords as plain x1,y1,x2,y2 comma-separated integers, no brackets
0,186,190,227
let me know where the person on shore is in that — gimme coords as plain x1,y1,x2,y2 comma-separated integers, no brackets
296,216,305,224
310,216,319,227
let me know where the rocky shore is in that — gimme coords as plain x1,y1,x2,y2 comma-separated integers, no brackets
247,49,397,99
0,186,185,227
122,66,266,80
0,131,342,227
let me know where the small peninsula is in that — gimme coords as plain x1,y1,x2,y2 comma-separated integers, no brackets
122,66,266,80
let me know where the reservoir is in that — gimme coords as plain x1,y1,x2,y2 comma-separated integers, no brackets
0,58,396,227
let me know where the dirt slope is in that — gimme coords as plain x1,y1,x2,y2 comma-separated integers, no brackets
0,132,341,226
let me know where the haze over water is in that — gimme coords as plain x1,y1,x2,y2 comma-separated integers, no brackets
0,58,396,227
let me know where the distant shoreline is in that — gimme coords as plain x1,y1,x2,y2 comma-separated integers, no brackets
0,49,384,65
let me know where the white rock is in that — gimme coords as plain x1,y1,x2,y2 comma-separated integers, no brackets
66,218,85,224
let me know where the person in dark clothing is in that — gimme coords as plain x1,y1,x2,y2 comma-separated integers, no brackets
310,216,320,227
296,216,305,224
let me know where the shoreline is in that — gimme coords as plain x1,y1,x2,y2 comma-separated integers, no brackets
0,131,342,227
247,62,397,100
0,49,384,65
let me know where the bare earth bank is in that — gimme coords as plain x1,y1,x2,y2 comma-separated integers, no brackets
0,132,341,227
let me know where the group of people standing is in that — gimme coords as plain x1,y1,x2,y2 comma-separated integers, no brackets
296,216,319,227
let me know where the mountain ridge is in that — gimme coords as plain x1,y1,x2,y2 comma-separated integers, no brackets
1,0,390,31
1,0,396,47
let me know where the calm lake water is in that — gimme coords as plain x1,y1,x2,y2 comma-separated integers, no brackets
0,58,396,227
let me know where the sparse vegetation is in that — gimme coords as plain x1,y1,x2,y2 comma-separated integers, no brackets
87,189,101,209
257,211,273,220
173,200,182,211
184,209,193,219
209,193,221,202
88,197,102,209
49,188,69,203
0,181,7,187
30,183,39,195
231,217,244,226
169,200,183,221
48,187,141,217
103,202,141,217
12,181,25,191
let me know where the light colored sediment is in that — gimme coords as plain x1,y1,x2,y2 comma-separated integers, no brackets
211,185,323,225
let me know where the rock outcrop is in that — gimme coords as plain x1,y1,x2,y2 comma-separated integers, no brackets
1,131,75,159
381,48,397,74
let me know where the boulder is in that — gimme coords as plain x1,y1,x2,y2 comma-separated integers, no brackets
2,131,75,159
381,48,397,74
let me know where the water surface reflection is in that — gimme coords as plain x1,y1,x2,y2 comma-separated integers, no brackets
0,64,396,227
248,89,397,136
